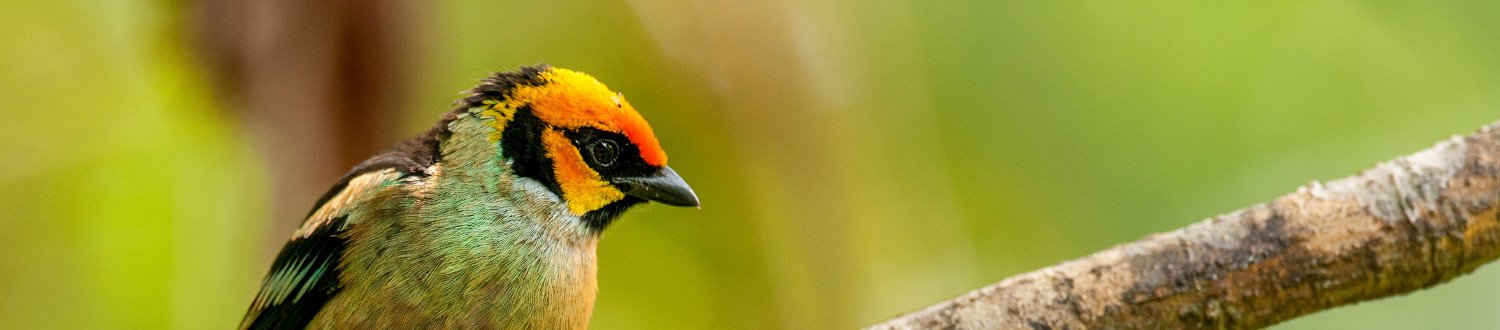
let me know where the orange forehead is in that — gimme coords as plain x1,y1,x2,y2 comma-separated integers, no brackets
502,68,668,166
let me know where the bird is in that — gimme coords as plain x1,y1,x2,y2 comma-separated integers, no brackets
239,65,699,329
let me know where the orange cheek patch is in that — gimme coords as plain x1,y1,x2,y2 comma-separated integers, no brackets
542,128,625,215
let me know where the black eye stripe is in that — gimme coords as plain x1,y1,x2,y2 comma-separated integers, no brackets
563,127,655,179
500,105,562,195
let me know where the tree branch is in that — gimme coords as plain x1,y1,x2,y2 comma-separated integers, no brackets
870,121,1500,329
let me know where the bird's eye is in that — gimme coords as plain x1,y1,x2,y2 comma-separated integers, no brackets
586,139,619,167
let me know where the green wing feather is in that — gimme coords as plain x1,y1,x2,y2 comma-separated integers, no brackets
239,169,405,329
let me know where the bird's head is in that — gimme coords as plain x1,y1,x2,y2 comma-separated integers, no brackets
457,65,698,228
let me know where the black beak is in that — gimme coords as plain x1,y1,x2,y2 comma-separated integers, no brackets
611,166,700,207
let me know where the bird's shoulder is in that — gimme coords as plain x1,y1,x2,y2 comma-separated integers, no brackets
240,131,444,330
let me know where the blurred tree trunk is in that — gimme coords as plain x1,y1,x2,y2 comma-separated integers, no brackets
871,122,1500,329
192,0,415,256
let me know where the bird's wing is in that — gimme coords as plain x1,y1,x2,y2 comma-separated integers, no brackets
239,168,404,330
241,136,441,330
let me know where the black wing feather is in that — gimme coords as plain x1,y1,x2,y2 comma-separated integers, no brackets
241,135,441,329
243,216,350,330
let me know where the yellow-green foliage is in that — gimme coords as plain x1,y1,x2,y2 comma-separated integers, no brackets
0,1,265,328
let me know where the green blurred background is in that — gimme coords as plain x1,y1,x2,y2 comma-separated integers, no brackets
4,0,1500,328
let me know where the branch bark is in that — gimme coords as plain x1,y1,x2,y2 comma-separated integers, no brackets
870,121,1500,329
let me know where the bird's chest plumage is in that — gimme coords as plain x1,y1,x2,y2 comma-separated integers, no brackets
312,168,601,329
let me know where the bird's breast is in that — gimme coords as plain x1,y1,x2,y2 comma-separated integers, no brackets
312,177,604,329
